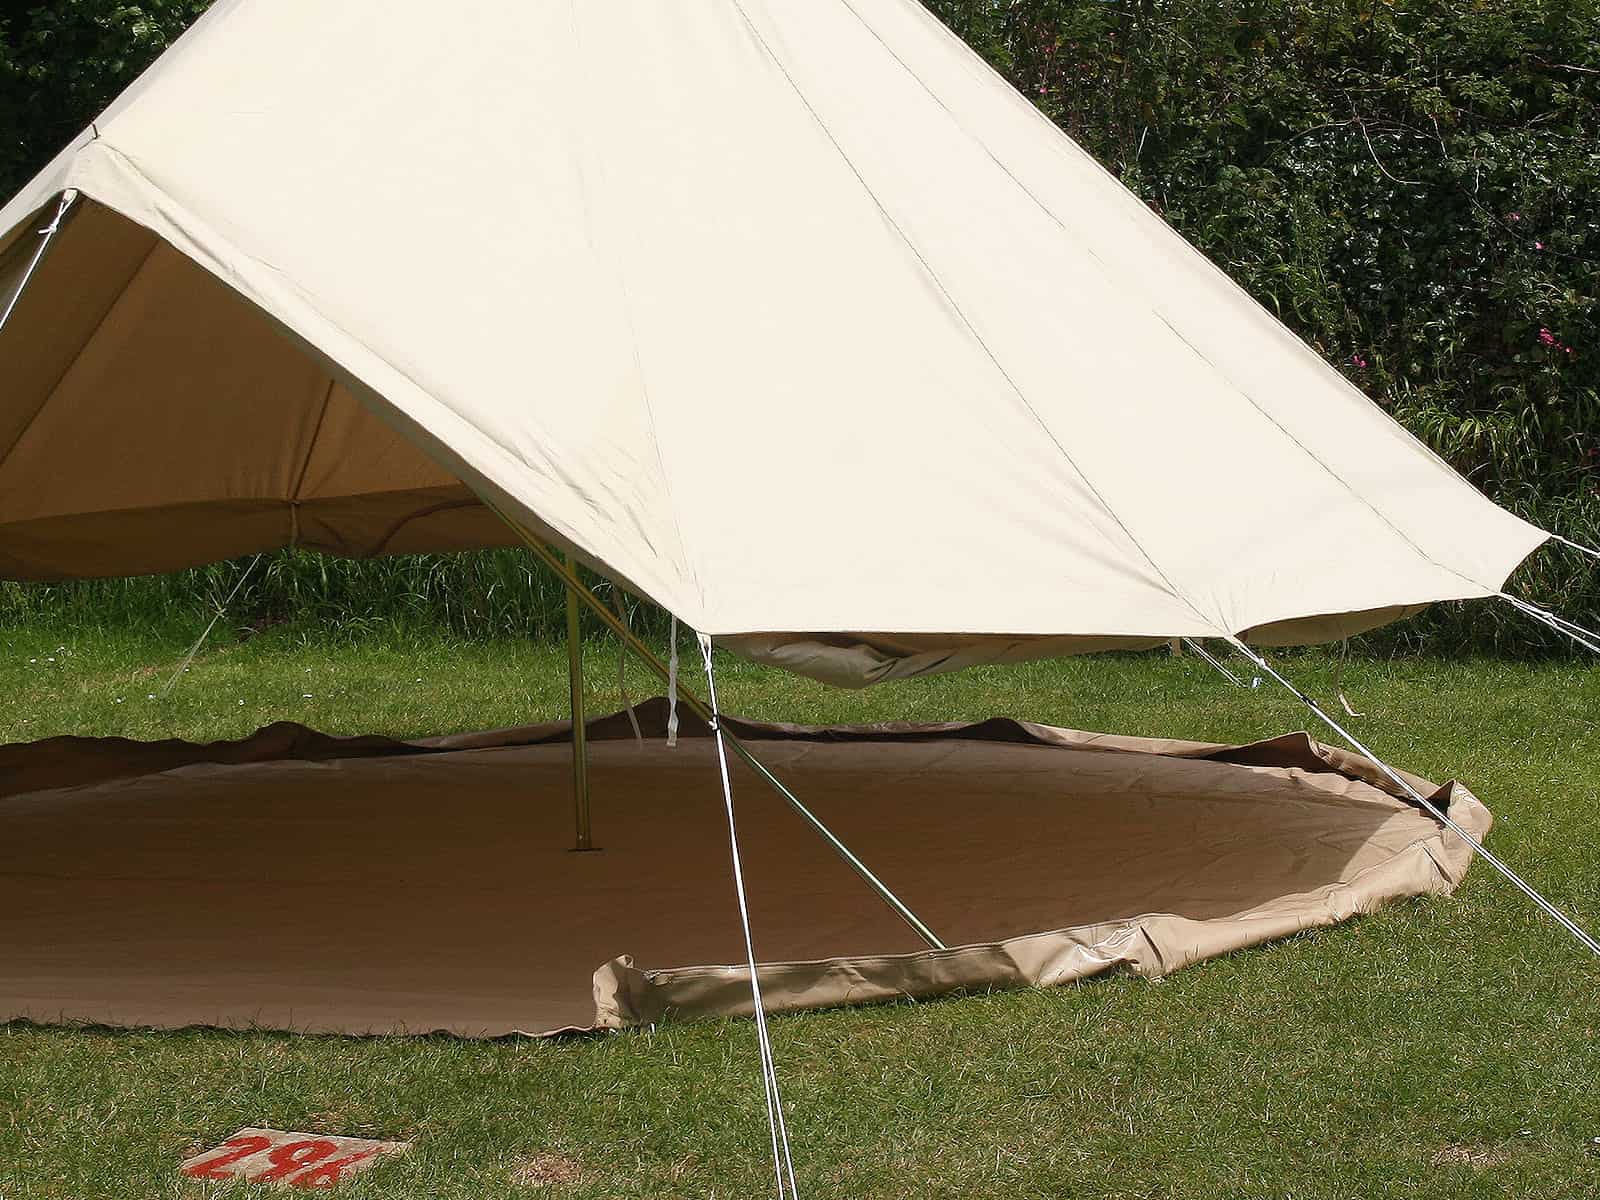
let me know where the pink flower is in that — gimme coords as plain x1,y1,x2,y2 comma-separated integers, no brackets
1509,212,1521,221
1350,352,1369,368
1535,241,1545,250
1538,328,1575,355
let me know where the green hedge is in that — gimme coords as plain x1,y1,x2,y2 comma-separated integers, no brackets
3,2,1597,650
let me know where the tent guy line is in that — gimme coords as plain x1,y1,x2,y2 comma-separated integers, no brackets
532,502,1600,965
1500,592,1600,658
161,552,264,696
666,615,681,748
0,189,75,332
700,632,802,1200
1180,638,1245,687
1224,636,1600,958
512,486,1595,967
1551,533,1600,562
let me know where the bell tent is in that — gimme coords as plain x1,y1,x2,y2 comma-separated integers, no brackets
1,0,1595,1127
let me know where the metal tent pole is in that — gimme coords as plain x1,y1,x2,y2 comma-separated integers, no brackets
499,511,946,950
565,553,594,851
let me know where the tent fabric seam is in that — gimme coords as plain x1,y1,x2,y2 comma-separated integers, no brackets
729,0,1219,634
886,0,1549,592
285,376,338,547
289,377,338,504
0,488,486,529
560,9,704,618
1148,311,1499,596
835,0,1512,600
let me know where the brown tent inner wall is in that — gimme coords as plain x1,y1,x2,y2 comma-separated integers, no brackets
0,199,512,580
0,701,1486,1037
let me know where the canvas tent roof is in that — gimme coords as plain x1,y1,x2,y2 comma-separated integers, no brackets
0,0,1549,657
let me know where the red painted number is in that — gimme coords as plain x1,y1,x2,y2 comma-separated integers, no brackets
182,1135,274,1178
254,1139,339,1182
288,1146,386,1189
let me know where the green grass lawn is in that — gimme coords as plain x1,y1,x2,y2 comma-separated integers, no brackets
1,618,1598,1198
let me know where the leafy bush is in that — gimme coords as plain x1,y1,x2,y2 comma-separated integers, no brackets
3,1,1597,650
0,1,209,196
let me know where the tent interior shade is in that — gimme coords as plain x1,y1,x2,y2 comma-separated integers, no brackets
0,199,512,577
0,0,1553,671
0,701,1489,1038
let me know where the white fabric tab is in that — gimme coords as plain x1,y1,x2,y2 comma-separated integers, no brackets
666,617,680,748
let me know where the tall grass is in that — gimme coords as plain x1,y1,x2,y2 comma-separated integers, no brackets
0,550,674,646
2,545,1594,661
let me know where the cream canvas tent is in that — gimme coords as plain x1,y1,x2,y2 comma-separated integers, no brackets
0,0,1551,652
0,0,1593,1082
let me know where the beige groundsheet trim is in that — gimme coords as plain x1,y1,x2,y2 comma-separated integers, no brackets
0,702,1487,1037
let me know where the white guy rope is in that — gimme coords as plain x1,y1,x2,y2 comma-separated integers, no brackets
1550,533,1600,562
698,633,800,1199
722,738,946,950
666,617,680,748
1225,636,1600,957
161,554,265,696
1333,641,1365,718
1499,593,1600,658
1181,638,1245,687
0,190,77,334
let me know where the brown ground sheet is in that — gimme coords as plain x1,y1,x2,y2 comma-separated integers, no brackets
0,700,1488,1037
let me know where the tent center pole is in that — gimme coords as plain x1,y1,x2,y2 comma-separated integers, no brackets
565,553,594,851
498,509,946,950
